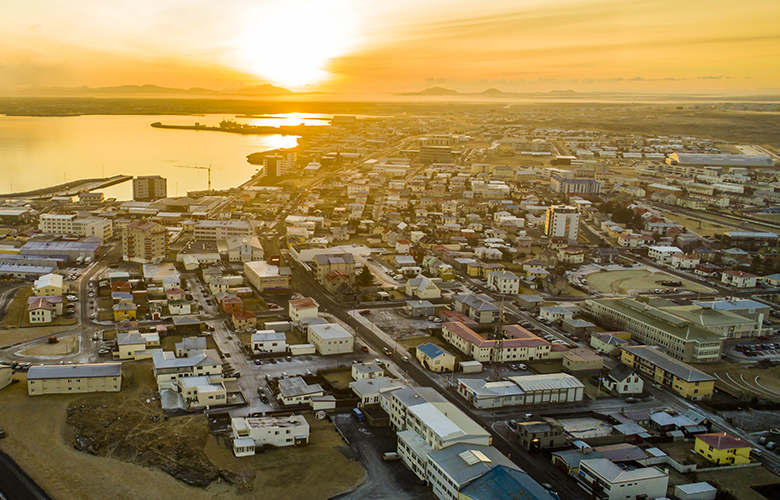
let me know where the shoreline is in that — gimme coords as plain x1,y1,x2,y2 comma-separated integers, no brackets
150,121,324,137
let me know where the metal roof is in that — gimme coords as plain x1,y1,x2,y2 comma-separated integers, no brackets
28,363,121,380
509,373,584,392
428,443,517,487
458,465,556,500
623,346,715,382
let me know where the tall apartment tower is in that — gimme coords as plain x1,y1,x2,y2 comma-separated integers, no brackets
122,220,169,263
263,151,297,177
132,175,167,201
544,205,580,240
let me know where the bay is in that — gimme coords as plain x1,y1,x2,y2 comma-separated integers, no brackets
0,113,333,200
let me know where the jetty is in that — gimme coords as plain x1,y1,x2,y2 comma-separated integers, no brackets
0,174,132,199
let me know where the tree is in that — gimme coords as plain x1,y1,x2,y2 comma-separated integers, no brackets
356,266,375,287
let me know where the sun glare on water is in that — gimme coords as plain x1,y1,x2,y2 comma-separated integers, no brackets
234,1,357,88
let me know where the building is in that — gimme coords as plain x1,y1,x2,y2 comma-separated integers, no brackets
151,350,222,391
289,297,319,322
396,401,492,480
648,246,683,264
177,240,220,266
562,348,603,375
694,433,750,466
194,220,252,241
38,214,113,240
307,323,354,355
122,220,169,264
457,373,584,409
577,458,668,500
721,270,757,288
232,310,257,330
27,363,122,395
459,465,558,500
407,275,442,299
0,364,12,391
486,270,520,294
243,260,292,292
231,415,309,456
277,376,324,406
350,376,403,406
351,361,384,381
620,346,715,400
251,331,287,354
516,418,567,451
20,239,100,264
176,375,227,409
405,300,436,317
33,273,63,296
312,253,356,286
442,323,552,363
223,236,264,262
603,365,644,395
544,205,579,240
667,152,774,168
416,343,456,372
585,298,723,363
674,483,718,500
426,443,519,500
550,176,602,195
720,231,778,251
132,175,167,201
451,294,502,324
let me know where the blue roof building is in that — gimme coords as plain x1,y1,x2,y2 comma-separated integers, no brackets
459,465,558,500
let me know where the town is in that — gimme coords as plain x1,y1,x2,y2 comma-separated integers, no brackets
2,109,780,500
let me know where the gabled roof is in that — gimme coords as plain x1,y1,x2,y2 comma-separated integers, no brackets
417,343,453,360
696,432,748,450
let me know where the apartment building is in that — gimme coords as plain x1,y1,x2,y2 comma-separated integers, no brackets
39,214,113,240
442,323,552,363
151,350,222,391
620,346,715,400
544,205,579,240
193,220,252,240
27,363,122,395
132,175,167,201
122,220,169,264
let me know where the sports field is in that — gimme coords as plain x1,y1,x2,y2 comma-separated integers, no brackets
586,269,710,294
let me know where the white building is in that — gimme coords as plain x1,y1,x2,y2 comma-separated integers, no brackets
350,376,403,406
721,270,757,288
406,275,442,299
33,273,63,296
243,260,292,292
427,443,519,500
38,214,113,240
194,220,252,240
176,375,227,408
251,331,287,354
577,459,668,500
648,246,683,264
277,376,325,406
457,373,584,409
603,365,644,395
151,350,222,391
289,297,319,322
0,364,12,391
223,236,264,262
486,270,520,294
231,415,310,456
351,361,384,381
308,323,354,355
544,205,579,240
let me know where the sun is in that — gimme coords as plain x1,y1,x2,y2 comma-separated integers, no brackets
234,1,357,88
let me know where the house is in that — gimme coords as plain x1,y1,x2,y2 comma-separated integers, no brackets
562,347,603,375
289,297,319,322
416,343,456,373
176,375,227,409
486,270,520,294
516,418,567,451
175,337,207,357
561,318,596,337
538,306,575,323
113,302,138,322
231,415,310,456
351,361,384,381
0,364,12,391
672,253,700,270
307,323,354,355
28,296,58,323
251,331,287,354
167,300,192,315
603,365,644,395
405,300,436,317
648,246,683,264
220,295,243,314
116,333,150,359
577,459,668,500
277,376,325,406
674,483,717,500
452,294,501,324
694,433,750,465
232,310,257,330
33,273,63,296
151,350,222,391
349,376,403,406
27,363,122,396
406,275,442,299
721,270,757,288
589,333,629,354
208,277,230,295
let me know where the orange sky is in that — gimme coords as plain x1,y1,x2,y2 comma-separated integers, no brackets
1,0,779,94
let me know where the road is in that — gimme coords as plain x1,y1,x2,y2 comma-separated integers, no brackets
0,449,51,500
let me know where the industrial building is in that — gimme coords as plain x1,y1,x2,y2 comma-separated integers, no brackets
456,373,584,409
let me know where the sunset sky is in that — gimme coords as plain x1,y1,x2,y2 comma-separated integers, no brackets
1,0,778,94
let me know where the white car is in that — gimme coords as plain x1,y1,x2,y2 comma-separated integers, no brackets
66,295,78,301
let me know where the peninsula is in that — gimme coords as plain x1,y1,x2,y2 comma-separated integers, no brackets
151,119,324,137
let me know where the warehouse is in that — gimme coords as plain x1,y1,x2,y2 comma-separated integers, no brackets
21,239,101,263
457,373,584,409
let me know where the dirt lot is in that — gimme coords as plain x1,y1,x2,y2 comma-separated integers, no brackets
586,269,709,294
700,361,780,402
0,361,364,500
368,308,434,340
0,324,75,348
323,369,355,390
21,336,80,356
693,466,780,500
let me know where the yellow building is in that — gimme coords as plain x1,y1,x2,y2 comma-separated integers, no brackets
416,343,456,373
621,346,715,401
465,262,482,277
113,302,138,322
695,433,750,465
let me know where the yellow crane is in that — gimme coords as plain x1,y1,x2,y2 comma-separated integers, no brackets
175,164,212,190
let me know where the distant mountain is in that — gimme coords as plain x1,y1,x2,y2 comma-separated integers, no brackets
549,89,577,95
404,86,460,96
480,88,506,96
232,84,294,96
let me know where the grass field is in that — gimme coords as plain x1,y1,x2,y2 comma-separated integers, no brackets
586,269,710,294
662,213,728,238
21,336,80,356
699,361,780,401
0,362,364,500
0,286,33,327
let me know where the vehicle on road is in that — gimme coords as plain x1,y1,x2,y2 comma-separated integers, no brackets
352,408,365,421
382,347,392,356
382,452,401,461
360,309,371,314
625,397,638,404
401,356,409,363
361,345,369,352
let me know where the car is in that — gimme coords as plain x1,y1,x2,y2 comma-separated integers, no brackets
359,309,371,314
268,304,281,310
254,360,262,365
518,363,527,370
233,372,241,378
382,347,392,356
401,356,409,363
735,344,744,351
89,313,96,319
625,397,638,404
509,364,519,371
0,429,6,439
361,345,369,352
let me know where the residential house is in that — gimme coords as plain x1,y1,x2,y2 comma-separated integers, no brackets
603,365,644,395
277,376,325,406
350,377,403,407
721,270,757,288
232,310,257,330
352,361,384,381
33,273,63,296
694,433,750,466
151,350,222,391
231,415,309,456
416,343,456,373
289,297,319,322
28,296,61,323
308,323,354,355
406,275,442,299
251,331,287,354
452,294,501,324
486,270,520,295
577,459,668,500
562,348,603,375
516,418,567,451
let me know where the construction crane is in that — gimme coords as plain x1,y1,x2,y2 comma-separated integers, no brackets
175,164,212,190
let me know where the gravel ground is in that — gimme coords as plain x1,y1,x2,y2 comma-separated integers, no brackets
368,309,436,340
722,409,780,433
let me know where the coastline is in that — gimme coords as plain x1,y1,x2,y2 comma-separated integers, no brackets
150,121,323,137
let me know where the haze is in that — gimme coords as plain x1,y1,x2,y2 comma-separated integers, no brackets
1,0,779,94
